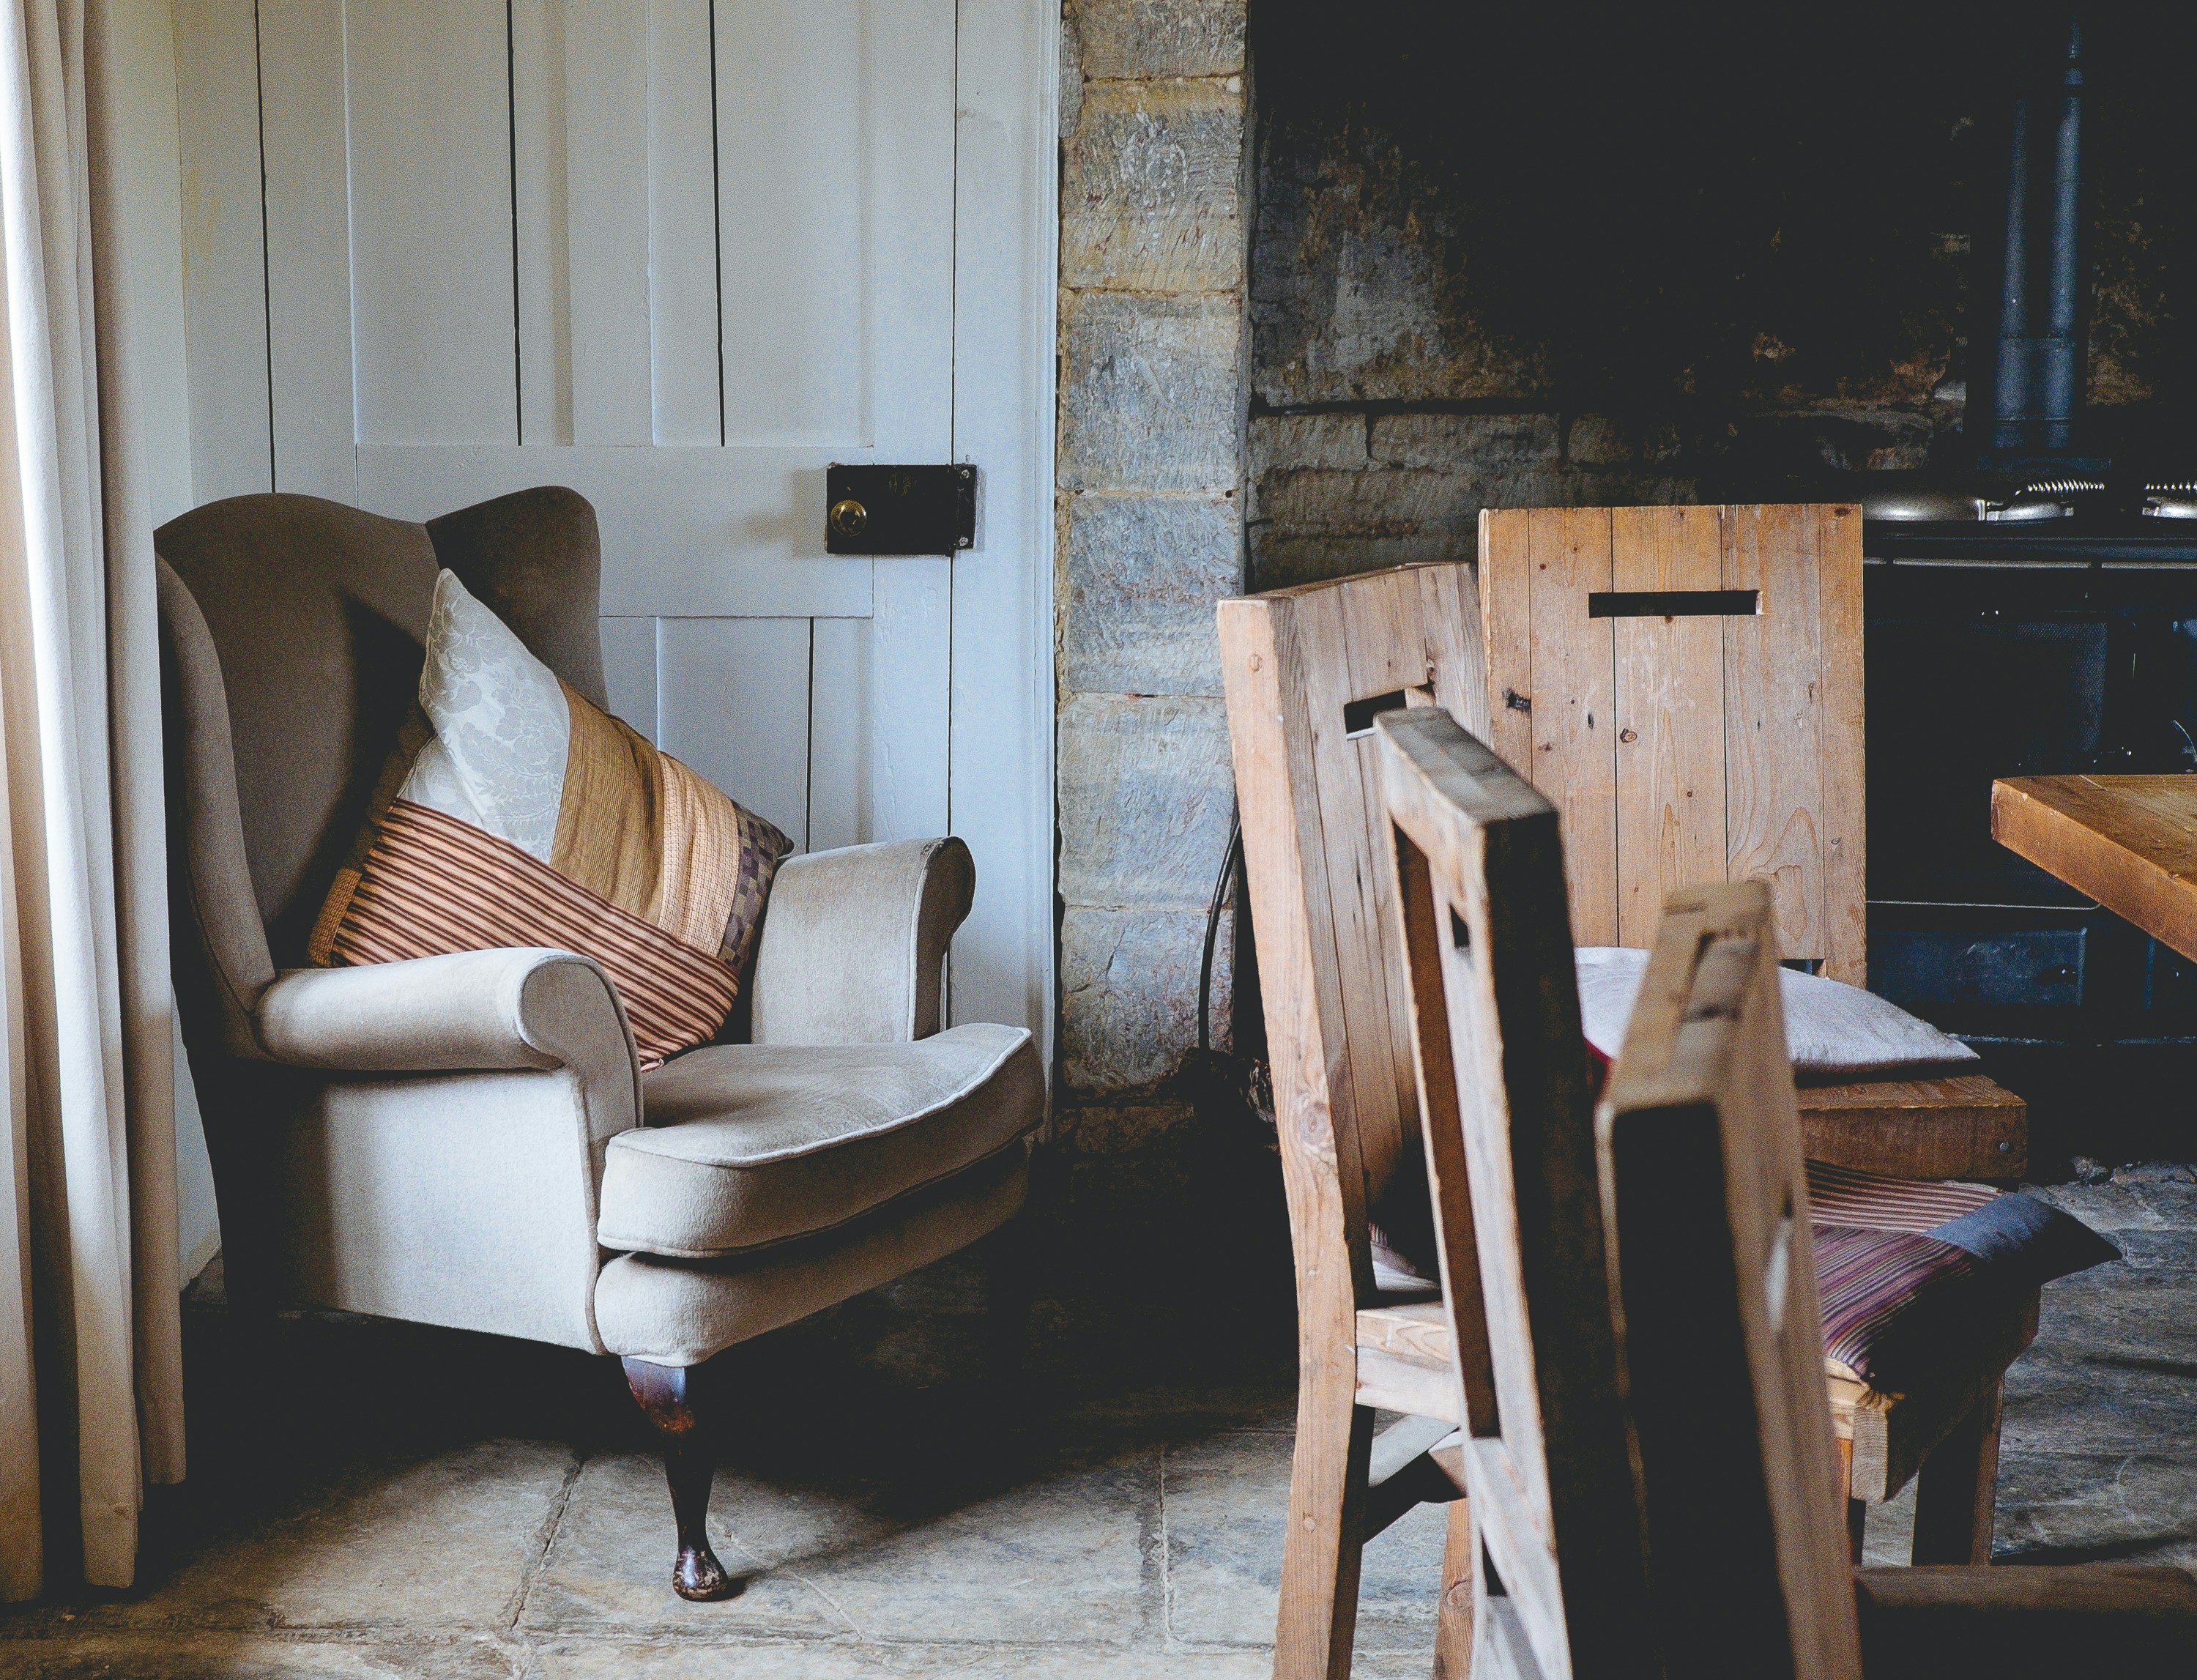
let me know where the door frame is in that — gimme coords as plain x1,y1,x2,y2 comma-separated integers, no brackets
170,0,1060,1068
945,0,1059,1063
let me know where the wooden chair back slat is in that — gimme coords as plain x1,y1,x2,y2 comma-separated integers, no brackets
1378,701,1868,1679
1376,708,1657,1680
1219,563,1490,1301
1600,882,1862,1680
1479,503,1865,981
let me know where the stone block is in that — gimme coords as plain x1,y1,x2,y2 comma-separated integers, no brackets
1369,412,1561,471
1062,80,1245,293
1057,692,1235,910
1567,414,1632,467
1249,411,1365,474
1073,0,1246,81
1252,123,1552,407
1060,491,1240,697
1259,467,1483,537
1060,291,1244,493
1060,906,1210,1092
1640,417,1686,465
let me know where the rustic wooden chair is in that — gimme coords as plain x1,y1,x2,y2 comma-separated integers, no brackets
1223,559,2037,1598
1479,502,2028,1183
1375,711,2197,1680
1217,565,1487,1679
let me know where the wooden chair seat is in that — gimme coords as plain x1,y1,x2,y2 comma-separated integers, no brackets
1360,1283,2037,1517
1801,1074,2029,1180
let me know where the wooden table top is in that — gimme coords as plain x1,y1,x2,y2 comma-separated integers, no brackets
1991,774,2197,961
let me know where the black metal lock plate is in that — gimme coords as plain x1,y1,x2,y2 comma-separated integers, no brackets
825,463,976,555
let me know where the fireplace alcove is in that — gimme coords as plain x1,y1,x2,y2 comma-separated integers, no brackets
1246,0,2197,1166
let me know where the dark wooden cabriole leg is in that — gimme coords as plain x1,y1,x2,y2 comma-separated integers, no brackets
622,1356,735,1602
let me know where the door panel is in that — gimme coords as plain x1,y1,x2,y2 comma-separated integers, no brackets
719,0,871,445
647,0,723,445
176,0,1051,1044
259,0,356,500
225,0,953,848
599,616,659,740
343,0,517,445
658,618,814,850
354,445,872,619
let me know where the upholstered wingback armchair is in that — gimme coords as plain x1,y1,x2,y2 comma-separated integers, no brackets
156,488,1045,1599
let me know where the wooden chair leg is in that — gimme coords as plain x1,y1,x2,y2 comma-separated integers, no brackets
1433,1495,1474,1680
1273,1367,1375,1680
1911,1378,2005,1565
622,1356,735,1602
1837,1435,1867,1564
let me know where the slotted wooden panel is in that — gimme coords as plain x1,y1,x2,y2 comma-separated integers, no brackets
1219,563,1495,1676
1481,502,1865,974
1722,503,1866,979
1481,507,1623,945
1613,504,1728,948
1813,508,1869,984
1724,504,1826,962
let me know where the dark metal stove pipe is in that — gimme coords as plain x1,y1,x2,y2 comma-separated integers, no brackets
1992,14,2087,453
2040,16,2086,448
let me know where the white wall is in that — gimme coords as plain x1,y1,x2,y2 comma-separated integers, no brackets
113,0,220,1281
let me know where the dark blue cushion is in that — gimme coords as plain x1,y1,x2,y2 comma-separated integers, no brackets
1925,1192,2119,1290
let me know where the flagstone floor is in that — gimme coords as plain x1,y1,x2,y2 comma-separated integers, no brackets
2,1161,2193,1679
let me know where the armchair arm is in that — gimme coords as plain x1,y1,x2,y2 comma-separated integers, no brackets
749,838,975,1044
257,947,638,1088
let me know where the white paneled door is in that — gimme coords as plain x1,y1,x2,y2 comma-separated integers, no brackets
174,0,1055,1044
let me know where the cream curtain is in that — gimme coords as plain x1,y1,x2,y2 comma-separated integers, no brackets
0,0,182,1596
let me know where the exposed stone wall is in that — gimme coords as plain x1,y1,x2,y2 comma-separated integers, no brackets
1246,3,2197,591
1055,1,1249,1152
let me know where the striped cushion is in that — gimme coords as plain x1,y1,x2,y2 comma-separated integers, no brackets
1804,1161,2115,1387
313,570,787,1066
1804,1159,1998,1233
1812,1224,1977,1386
334,800,735,1069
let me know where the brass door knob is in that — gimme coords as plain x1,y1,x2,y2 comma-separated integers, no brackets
829,498,869,539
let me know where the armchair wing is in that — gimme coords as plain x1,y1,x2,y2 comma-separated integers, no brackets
749,837,975,1044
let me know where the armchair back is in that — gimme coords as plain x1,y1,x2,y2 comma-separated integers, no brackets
155,486,609,981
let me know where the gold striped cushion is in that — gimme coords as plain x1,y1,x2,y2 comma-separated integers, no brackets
332,799,735,1069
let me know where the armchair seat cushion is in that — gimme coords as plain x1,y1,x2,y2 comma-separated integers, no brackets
595,1024,1044,1258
